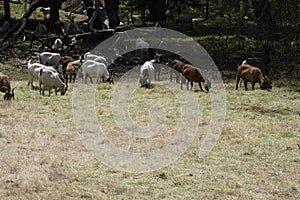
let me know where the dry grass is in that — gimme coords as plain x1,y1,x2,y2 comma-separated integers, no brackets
0,74,299,199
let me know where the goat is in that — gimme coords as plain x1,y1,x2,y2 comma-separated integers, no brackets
181,64,211,92
82,52,107,65
0,72,14,101
236,62,272,90
152,54,169,81
36,52,61,70
53,38,63,51
35,22,48,37
81,60,113,84
139,60,155,88
0,21,10,33
192,17,204,29
168,59,185,83
27,60,59,88
60,55,75,79
39,68,67,96
66,60,82,84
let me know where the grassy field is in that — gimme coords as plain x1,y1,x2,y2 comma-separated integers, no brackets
0,67,299,199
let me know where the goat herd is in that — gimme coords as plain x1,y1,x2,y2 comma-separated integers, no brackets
0,51,273,101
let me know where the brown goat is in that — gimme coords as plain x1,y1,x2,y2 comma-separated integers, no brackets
0,72,14,100
168,59,184,83
236,63,272,90
60,55,75,79
66,60,81,84
181,64,211,92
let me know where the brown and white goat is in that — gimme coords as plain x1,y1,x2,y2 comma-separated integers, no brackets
236,63,272,90
0,72,14,100
181,64,211,92
60,55,75,79
66,60,82,84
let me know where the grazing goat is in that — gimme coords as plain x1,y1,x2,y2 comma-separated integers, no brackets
66,60,82,84
236,62,272,90
152,54,169,81
168,59,185,83
36,52,61,69
181,64,211,92
60,55,75,79
27,60,59,88
0,21,10,33
139,60,155,88
0,72,14,101
35,22,48,37
39,68,67,96
53,38,63,51
81,60,113,84
82,52,107,65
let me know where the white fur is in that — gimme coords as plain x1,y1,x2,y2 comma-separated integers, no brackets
27,60,57,88
140,60,155,87
81,60,110,84
39,68,67,96
53,38,63,51
83,52,107,65
37,52,61,68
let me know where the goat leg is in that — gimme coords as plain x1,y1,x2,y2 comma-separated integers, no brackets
198,82,203,91
236,77,240,90
244,81,248,91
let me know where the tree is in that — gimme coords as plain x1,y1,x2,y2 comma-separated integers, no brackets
105,0,120,28
148,0,166,22
3,0,11,21
0,0,66,45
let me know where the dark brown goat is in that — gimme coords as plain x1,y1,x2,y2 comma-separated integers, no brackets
181,64,211,92
60,56,75,80
168,59,184,83
0,72,14,100
236,63,272,90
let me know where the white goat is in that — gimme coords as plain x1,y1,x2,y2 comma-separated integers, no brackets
53,38,63,51
139,60,155,88
36,52,61,69
81,60,112,84
27,60,57,88
39,67,67,96
82,52,107,65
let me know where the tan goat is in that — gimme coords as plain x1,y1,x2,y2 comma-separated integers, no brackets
236,63,272,90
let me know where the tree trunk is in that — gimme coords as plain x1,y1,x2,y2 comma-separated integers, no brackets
0,0,66,45
252,0,275,38
3,0,11,21
149,0,166,22
205,0,209,20
104,0,120,28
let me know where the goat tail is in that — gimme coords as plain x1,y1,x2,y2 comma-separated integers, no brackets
39,68,43,77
